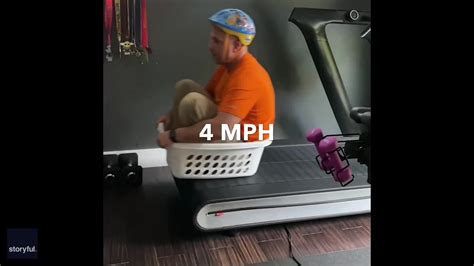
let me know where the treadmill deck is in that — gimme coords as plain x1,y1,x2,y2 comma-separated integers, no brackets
171,142,371,231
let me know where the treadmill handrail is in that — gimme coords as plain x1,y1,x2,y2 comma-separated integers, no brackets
289,8,370,134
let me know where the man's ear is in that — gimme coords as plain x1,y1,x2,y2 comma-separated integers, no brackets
232,38,244,52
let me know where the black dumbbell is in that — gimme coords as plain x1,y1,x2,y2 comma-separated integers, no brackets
118,153,143,186
103,154,120,187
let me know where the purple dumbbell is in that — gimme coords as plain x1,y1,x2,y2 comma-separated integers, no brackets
307,128,328,171
318,136,353,184
318,136,339,180
307,128,353,186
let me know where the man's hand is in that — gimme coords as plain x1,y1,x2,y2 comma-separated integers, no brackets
156,114,170,130
157,131,174,149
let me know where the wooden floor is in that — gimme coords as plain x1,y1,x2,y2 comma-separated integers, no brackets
103,167,371,266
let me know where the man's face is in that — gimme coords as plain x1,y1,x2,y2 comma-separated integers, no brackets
208,25,236,64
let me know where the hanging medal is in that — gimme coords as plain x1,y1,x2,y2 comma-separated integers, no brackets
140,0,151,63
114,0,122,56
105,0,114,61
121,0,136,55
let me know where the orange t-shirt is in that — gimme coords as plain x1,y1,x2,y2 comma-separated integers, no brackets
205,53,275,142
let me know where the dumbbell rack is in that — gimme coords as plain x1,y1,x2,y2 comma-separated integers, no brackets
313,133,360,187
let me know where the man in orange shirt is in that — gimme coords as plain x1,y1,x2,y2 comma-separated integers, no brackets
157,8,275,148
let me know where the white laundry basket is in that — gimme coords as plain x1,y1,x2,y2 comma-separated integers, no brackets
158,123,271,179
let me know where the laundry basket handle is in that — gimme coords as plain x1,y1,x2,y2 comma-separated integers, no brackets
157,122,165,133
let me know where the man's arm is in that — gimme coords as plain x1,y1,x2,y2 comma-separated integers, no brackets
158,112,241,148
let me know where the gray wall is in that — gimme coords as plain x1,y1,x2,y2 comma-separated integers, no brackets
104,0,371,151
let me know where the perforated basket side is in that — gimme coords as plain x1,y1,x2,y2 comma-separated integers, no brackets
167,146,265,179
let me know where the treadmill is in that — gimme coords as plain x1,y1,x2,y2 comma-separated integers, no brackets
173,8,371,232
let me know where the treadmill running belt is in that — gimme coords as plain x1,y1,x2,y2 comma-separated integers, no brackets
174,143,369,202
